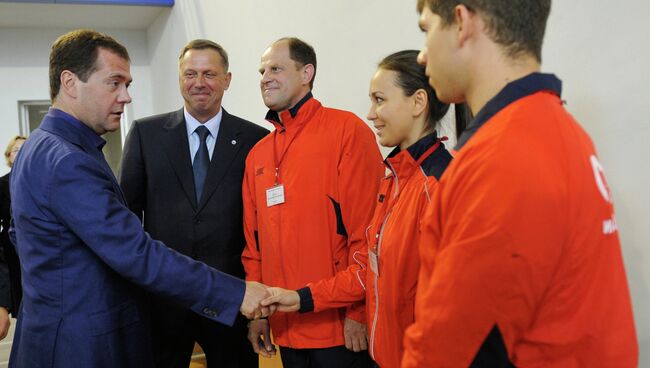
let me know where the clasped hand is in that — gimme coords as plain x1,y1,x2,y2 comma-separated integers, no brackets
241,285,301,357
240,283,302,320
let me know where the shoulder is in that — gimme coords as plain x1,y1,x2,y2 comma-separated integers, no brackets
223,111,270,139
246,132,274,159
16,131,94,185
320,106,361,123
132,110,181,129
421,145,453,180
319,106,374,138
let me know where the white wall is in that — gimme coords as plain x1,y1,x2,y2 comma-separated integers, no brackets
146,0,650,363
146,1,425,134
0,27,154,176
545,1,650,363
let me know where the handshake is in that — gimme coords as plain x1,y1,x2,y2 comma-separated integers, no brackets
238,281,300,320
239,282,302,357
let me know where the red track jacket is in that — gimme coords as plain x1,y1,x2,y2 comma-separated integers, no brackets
402,74,638,367
242,95,384,348
305,133,452,367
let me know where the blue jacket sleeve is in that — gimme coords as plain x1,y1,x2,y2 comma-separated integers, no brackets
49,151,245,326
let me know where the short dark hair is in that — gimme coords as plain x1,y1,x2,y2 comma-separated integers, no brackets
179,39,229,71
275,37,317,89
419,0,551,62
49,29,130,101
379,50,464,135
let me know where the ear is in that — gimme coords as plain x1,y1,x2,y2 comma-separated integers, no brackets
59,70,79,99
455,4,478,47
412,88,428,118
302,64,315,87
223,71,232,90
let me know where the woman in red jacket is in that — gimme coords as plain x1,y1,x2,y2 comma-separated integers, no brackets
262,50,467,367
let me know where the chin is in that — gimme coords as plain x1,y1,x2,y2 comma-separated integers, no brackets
379,138,394,148
105,123,121,133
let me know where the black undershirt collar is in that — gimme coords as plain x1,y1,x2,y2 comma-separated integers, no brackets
456,73,562,151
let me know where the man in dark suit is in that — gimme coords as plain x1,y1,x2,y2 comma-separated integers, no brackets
120,39,269,368
0,135,26,340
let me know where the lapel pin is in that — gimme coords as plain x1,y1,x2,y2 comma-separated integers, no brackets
231,140,237,145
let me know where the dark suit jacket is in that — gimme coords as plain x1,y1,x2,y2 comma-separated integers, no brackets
0,172,13,310
119,108,268,280
9,109,245,367
0,172,21,313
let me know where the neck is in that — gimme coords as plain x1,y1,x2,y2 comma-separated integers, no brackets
287,90,311,111
52,99,80,122
400,120,430,151
465,50,541,115
189,107,220,124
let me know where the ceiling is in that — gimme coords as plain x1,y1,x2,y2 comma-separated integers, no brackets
0,2,166,30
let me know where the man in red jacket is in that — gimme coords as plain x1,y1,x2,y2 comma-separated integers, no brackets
400,0,638,367
242,38,383,367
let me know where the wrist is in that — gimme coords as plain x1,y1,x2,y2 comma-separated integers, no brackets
296,287,314,313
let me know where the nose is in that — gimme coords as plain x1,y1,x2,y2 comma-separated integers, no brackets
417,47,427,66
260,69,272,85
367,104,377,121
194,74,206,87
119,86,132,104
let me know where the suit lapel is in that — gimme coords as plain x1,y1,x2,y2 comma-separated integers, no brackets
161,109,198,209
197,109,243,212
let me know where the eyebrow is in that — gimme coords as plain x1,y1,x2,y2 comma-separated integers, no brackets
259,64,281,73
107,73,133,84
108,72,129,79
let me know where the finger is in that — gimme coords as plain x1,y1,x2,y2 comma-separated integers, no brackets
344,332,353,351
253,308,262,320
359,336,368,351
261,295,281,306
352,337,361,352
258,343,272,358
265,287,283,297
263,325,273,352
259,305,270,318
249,335,260,354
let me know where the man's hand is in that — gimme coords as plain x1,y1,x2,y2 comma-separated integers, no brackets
247,319,276,358
0,307,10,340
240,281,271,320
261,287,300,312
344,318,368,352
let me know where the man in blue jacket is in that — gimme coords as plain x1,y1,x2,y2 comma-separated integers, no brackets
8,29,270,368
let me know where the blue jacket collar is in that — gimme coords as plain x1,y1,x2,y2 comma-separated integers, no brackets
456,73,562,150
40,108,106,153
387,131,439,162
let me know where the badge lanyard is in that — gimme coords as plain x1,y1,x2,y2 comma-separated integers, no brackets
266,119,309,207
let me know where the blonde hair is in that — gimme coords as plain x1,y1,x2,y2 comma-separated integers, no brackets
5,135,27,167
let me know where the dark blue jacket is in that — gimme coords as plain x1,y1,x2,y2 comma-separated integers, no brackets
9,108,245,367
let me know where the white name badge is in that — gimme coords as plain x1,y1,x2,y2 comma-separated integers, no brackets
266,184,285,207
369,249,379,276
